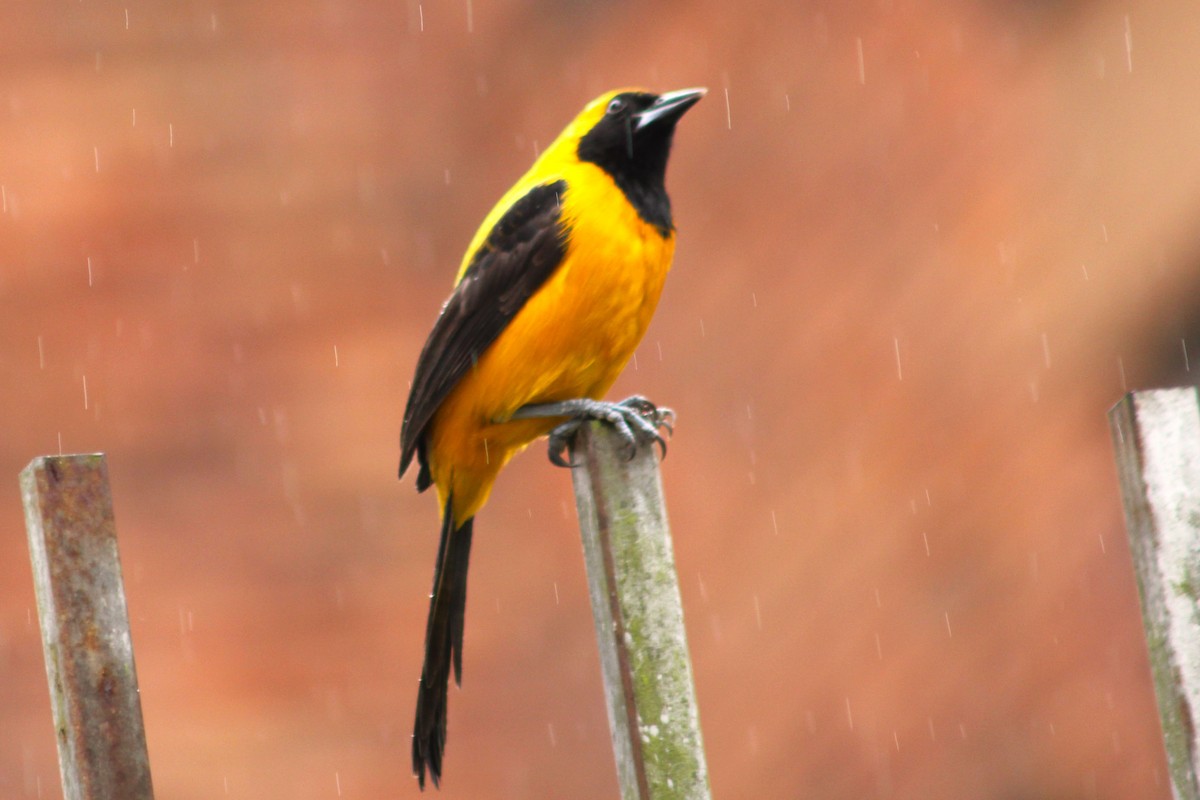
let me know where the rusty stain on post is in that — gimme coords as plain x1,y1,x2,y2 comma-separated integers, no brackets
19,454,155,800
570,423,710,800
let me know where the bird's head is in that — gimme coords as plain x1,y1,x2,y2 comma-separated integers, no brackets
572,87,706,184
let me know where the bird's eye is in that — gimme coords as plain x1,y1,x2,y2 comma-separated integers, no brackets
606,98,625,115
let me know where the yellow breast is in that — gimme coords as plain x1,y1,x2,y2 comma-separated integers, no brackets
474,163,673,420
426,163,675,519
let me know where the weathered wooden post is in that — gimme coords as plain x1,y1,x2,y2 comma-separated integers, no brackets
19,453,155,800
1110,388,1200,800
570,423,710,799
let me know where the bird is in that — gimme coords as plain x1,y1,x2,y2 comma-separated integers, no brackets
399,86,705,789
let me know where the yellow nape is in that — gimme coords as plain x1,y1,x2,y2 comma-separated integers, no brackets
453,88,650,285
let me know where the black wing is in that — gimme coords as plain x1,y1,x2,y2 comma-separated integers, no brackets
400,180,569,489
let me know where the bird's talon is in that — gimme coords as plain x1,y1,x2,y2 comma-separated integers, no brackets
547,419,583,468
550,451,577,468
512,396,678,466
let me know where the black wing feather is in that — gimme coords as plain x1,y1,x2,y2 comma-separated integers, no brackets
400,180,569,485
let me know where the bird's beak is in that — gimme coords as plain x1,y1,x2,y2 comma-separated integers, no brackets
634,87,707,132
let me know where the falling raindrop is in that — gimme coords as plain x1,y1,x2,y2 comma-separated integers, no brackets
1124,15,1133,72
723,88,732,130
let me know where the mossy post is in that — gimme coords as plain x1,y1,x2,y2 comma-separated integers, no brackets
19,454,155,800
1110,389,1200,800
569,422,710,800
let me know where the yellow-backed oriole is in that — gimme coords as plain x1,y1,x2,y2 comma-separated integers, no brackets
400,86,704,788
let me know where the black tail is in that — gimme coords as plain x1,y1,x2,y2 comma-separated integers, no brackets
412,497,474,790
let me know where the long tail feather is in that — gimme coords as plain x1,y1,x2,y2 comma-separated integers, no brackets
412,498,474,790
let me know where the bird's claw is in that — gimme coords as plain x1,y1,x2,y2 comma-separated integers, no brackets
543,396,674,468
547,419,583,468
612,396,673,462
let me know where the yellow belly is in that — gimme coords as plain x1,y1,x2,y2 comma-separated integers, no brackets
428,209,674,524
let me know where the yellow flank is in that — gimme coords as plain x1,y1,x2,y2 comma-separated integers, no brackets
428,89,676,527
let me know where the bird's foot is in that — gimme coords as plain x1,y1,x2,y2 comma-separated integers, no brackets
509,396,674,468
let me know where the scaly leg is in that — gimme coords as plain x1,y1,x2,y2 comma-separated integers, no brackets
508,396,675,468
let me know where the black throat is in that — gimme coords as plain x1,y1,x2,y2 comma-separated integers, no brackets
577,120,676,235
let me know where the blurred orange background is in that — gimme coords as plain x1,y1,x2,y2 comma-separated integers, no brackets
3,1,1197,797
